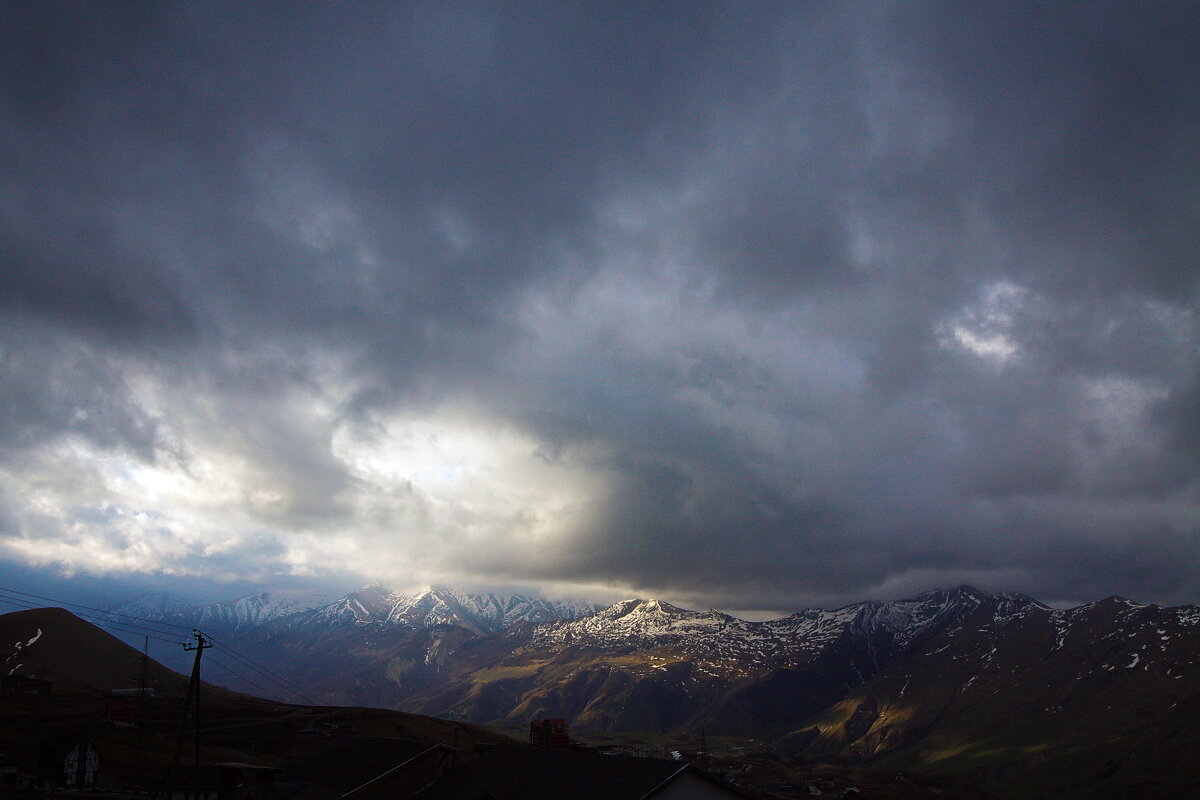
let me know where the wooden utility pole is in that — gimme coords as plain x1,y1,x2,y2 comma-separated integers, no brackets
136,636,150,788
184,631,211,800
153,630,210,800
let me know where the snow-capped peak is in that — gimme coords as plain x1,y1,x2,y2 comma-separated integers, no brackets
526,586,1047,673
104,589,334,638
299,584,600,634
106,592,193,619
602,598,689,619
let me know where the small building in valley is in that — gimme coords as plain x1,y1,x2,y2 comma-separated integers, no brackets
1,674,52,696
529,718,572,750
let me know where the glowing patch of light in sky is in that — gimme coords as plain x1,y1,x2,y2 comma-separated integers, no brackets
938,281,1027,363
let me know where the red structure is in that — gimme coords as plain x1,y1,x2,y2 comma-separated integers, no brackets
105,698,138,721
529,718,571,750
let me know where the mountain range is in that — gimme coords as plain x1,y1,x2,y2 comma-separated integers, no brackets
788,595,1200,796
104,583,1200,797
108,584,597,639
392,588,1050,734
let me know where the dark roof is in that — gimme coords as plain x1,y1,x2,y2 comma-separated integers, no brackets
274,737,451,800
171,765,225,791
417,746,747,800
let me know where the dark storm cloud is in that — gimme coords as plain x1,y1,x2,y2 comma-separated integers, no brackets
0,1,1196,609
0,320,161,457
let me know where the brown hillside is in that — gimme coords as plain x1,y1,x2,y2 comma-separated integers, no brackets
1,606,198,697
0,607,518,793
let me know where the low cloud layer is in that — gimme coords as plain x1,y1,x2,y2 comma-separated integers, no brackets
1,2,1197,611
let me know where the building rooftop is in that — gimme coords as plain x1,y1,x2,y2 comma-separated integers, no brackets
416,745,749,800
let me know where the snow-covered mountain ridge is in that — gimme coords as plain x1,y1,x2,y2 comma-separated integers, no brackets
298,584,600,634
528,586,1042,668
398,586,1198,748
106,590,333,637
788,592,1200,795
110,584,600,639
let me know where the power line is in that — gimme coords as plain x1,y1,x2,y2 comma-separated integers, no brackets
203,655,292,703
0,590,189,645
0,587,171,632
1,586,319,705
0,585,196,631
1,593,318,717
209,644,308,702
0,594,42,612
208,640,319,704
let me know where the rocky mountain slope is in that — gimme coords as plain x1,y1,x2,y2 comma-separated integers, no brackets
399,587,1041,735
780,596,1200,798
387,587,1199,796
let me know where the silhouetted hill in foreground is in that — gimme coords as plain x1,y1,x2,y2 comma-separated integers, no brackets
1,606,200,698
0,606,516,796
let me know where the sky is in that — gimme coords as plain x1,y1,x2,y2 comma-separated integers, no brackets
0,2,1197,615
